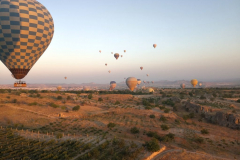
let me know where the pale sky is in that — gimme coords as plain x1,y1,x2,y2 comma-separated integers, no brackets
0,0,239,84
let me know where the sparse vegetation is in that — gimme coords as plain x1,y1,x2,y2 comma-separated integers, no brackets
107,122,116,129
144,138,160,152
201,129,209,134
72,105,80,111
149,114,155,118
161,124,169,131
98,97,103,101
130,127,140,134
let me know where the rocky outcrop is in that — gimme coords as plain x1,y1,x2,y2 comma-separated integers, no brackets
169,97,181,103
184,102,240,129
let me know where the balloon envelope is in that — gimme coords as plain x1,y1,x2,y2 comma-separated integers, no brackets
137,79,141,85
0,0,54,80
180,83,185,89
57,86,62,91
110,81,116,90
140,67,143,70
147,88,154,93
153,44,157,48
126,77,137,91
191,79,198,87
114,53,119,60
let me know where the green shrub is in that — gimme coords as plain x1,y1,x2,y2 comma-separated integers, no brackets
72,105,80,111
6,96,10,99
183,115,189,120
163,133,175,142
88,94,93,99
107,122,116,129
159,106,165,110
50,103,59,108
195,137,204,143
67,96,71,100
200,95,206,99
56,133,63,139
98,97,103,101
12,99,17,103
189,112,195,118
29,102,38,106
149,114,155,118
237,99,240,103
164,108,170,113
201,129,209,134
144,138,160,152
161,124,169,131
175,119,180,125
130,127,139,134
145,106,151,110
57,96,62,100
159,115,167,122
114,100,120,105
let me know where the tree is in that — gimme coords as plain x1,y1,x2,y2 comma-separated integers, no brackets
98,97,103,101
130,127,139,134
201,129,209,134
159,115,167,122
57,96,62,100
88,94,93,99
149,114,155,118
237,99,240,103
107,122,116,129
161,124,169,131
72,105,80,111
114,100,120,105
144,138,160,152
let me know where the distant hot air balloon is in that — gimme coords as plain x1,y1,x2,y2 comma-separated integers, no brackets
110,81,116,90
124,77,126,80
140,67,143,70
147,88,154,93
153,44,157,48
64,77,67,80
180,83,185,89
121,55,123,57
124,50,126,53
57,86,62,91
191,79,198,87
105,63,107,66
143,81,146,83
108,70,111,73
111,52,113,54
99,50,101,53
151,81,154,84
0,0,54,80
137,79,141,85
83,86,90,91
199,83,202,87
126,77,137,91
146,74,149,77
147,81,150,84
114,53,119,60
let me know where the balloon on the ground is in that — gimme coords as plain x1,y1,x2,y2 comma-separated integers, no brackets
180,83,185,89
57,86,62,91
191,79,198,87
110,81,116,90
83,86,90,91
126,77,137,91
147,88,154,93
137,79,141,85
0,0,54,80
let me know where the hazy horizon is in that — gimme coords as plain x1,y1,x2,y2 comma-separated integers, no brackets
0,0,239,84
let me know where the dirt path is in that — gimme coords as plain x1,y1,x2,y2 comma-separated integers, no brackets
7,105,57,119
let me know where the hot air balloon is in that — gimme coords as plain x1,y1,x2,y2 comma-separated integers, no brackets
180,83,185,89
124,77,126,80
151,81,154,84
64,77,67,80
114,53,119,60
153,44,157,48
111,52,113,54
191,79,198,87
199,83,202,87
146,74,149,77
121,55,123,57
124,50,126,53
147,88,154,93
99,50,101,53
147,81,150,84
110,81,116,90
0,0,54,82
137,79,141,85
105,63,107,66
140,67,143,70
108,70,111,73
143,81,146,83
126,77,137,91
83,86,90,91
57,86,62,91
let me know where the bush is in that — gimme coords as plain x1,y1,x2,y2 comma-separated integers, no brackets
88,94,93,99
161,124,169,131
175,119,180,125
67,96,71,100
144,138,160,152
164,108,170,113
237,99,240,103
49,103,59,108
159,106,165,110
6,96,10,99
29,102,38,106
163,133,175,142
107,122,116,129
57,96,62,100
195,137,204,144
149,114,155,118
72,105,80,111
98,97,103,101
114,100,120,105
200,95,206,99
12,99,17,103
130,127,139,134
145,106,151,110
162,99,175,107
201,129,209,134
56,133,63,139
189,112,194,118
159,115,167,122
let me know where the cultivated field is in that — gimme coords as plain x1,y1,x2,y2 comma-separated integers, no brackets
0,88,239,160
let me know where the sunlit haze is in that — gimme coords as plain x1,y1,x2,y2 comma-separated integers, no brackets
0,0,239,84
